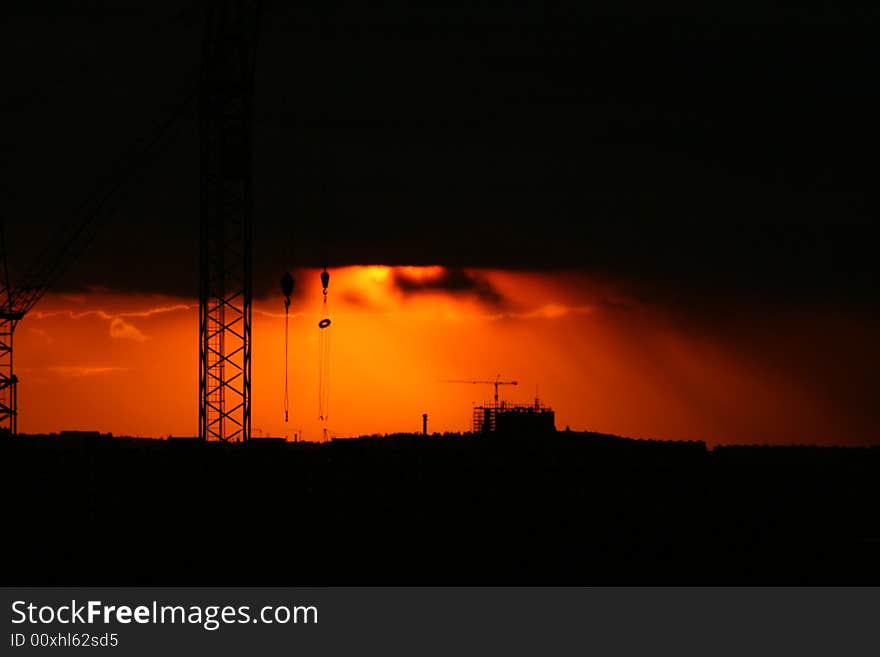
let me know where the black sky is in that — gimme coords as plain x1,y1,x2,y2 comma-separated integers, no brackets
2,1,878,310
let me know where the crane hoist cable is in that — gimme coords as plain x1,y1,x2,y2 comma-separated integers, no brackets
280,271,294,422
317,267,331,429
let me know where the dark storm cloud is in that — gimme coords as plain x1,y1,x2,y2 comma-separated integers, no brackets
392,268,504,305
2,1,878,313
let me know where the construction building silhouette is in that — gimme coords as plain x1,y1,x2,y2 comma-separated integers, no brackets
473,398,556,434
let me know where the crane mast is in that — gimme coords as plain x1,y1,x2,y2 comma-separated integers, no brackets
198,0,260,442
0,221,20,435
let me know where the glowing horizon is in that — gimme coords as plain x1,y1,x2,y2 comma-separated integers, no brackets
13,266,878,446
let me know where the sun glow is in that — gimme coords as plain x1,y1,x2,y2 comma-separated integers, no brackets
12,266,877,446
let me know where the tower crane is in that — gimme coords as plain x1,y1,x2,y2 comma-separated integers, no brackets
1,3,254,439
440,376,519,407
0,215,103,435
0,63,194,437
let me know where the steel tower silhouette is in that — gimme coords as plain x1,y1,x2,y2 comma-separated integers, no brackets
198,0,260,441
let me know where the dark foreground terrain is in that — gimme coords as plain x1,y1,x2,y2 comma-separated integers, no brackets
2,430,880,585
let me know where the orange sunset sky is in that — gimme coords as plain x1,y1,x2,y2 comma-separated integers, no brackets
13,265,879,447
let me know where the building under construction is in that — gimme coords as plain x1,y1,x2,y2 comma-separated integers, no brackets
472,399,556,435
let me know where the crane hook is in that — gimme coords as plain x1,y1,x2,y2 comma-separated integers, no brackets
281,271,294,309
281,271,295,422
